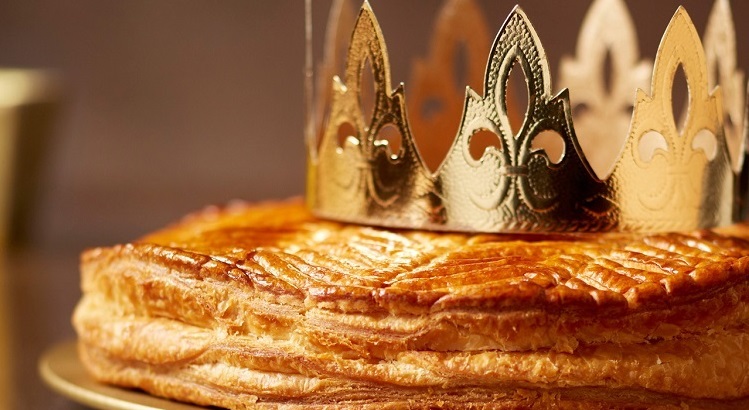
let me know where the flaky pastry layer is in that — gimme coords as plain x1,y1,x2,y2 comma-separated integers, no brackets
74,199,749,408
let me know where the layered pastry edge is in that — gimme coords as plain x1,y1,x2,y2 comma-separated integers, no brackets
73,200,749,407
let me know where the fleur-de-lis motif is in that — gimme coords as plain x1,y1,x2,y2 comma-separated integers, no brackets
612,7,732,231
308,0,356,155
558,0,651,179
312,1,430,223
408,0,499,171
704,0,745,173
439,7,609,231
308,1,742,233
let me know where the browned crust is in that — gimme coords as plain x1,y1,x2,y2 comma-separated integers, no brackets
130,200,749,314
80,241,749,355
74,200,749,407
81,200,749,352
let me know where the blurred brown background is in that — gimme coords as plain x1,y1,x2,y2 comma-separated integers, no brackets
0,0,745,409
0,1,307,251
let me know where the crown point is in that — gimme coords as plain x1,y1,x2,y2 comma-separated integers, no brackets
308,1,745,233
705,0,745,172
559,0,650,179
670,6,693,27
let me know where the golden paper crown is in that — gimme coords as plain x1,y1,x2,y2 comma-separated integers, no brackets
305,0,748,233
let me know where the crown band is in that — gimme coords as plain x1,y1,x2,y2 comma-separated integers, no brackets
306,0,746,233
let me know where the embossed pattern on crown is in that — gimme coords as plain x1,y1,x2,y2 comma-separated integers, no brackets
306,0,745,233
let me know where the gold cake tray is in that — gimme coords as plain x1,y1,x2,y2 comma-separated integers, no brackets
39,341,204,410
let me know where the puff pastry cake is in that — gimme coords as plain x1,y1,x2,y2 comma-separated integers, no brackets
73,199,749,409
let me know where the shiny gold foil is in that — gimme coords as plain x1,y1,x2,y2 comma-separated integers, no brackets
558,0,651,180
704,0,745,173
307,1,741,233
